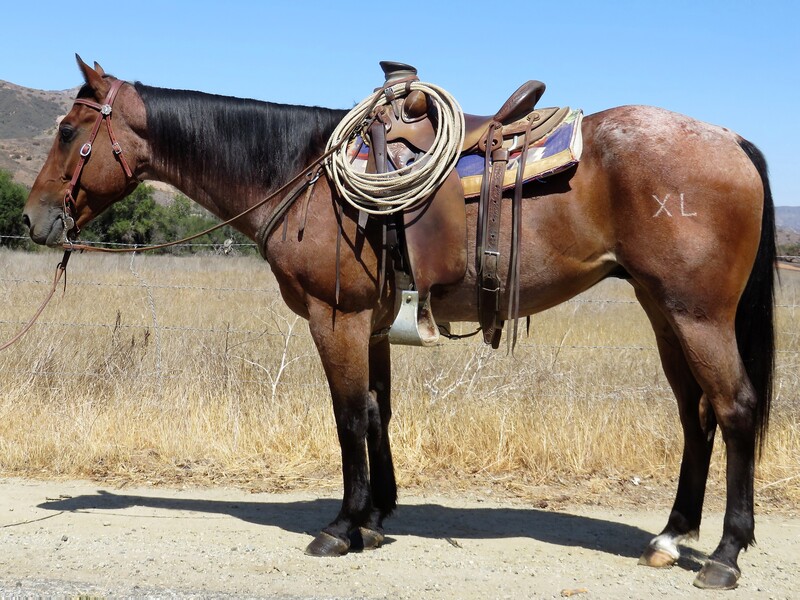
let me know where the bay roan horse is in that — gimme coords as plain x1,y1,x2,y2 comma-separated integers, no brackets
23,57,775,590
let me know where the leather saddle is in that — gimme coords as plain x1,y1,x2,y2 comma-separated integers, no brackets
367,62,552,347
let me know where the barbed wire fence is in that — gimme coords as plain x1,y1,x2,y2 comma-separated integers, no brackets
2,236,800,403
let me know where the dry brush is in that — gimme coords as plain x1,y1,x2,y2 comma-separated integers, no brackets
1,249,798,507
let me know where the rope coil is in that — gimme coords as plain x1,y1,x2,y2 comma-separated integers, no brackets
325,81,465,215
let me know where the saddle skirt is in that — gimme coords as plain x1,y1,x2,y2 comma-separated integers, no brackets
346,106,583,198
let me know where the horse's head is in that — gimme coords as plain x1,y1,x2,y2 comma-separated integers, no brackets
23,55,145,246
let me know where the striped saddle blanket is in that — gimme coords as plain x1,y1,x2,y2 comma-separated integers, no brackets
346,107,583,198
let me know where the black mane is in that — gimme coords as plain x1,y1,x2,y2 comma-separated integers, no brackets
133,82,347,192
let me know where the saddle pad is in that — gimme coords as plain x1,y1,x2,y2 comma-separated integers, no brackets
344,107,583,198
456,108,583,197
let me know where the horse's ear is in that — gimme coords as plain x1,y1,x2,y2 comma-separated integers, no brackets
93,61,106,77
75,54,108,98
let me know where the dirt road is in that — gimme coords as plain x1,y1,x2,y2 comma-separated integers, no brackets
0,478,797,599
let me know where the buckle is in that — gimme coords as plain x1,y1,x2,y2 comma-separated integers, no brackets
79,142,92,157
111,142,122,155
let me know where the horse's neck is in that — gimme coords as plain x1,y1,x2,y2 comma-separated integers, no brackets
135,83,345,240
154,169,268,239
145,148,303,242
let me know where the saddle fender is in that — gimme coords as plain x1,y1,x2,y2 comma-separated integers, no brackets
376,99,468,300
403,169,467,297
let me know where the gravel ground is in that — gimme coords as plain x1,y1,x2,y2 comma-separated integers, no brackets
0,478,798,599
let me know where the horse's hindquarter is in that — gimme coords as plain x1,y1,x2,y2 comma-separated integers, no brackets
591,106,764,312
433,106,764,324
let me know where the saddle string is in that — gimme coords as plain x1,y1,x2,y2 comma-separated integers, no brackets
325,80,465,215
507,117,535,353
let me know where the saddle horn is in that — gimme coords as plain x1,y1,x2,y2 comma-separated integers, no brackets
380,61,419,84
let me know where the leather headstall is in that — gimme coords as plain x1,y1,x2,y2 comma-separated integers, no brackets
63,79,135,236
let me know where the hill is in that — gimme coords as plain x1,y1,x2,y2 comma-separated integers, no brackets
775,206,800,231
1,78,798,251
0,80,75,186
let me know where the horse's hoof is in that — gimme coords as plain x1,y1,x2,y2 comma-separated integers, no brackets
638,546,678,568
346,527,384,551
693,559,740,590
305,531,350,557
358,527,385,550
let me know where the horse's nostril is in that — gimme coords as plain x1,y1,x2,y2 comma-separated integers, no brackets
22,213,31,230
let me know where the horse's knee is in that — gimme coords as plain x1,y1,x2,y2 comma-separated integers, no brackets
333,396,370,442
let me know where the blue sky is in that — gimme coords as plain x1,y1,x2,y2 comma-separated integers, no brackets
3,1,798,204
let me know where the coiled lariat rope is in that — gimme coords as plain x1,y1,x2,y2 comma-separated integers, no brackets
325,81,465,215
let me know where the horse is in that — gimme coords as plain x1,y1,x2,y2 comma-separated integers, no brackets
23,57,775,590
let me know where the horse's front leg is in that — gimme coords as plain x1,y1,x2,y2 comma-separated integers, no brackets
358,336,397,550
305,301,374,556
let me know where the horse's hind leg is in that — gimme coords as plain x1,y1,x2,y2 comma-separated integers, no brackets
634,288,717,568
684,320,758,590
355,336,397,550
645,303,758,589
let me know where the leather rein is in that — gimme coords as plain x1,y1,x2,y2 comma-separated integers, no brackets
61,79,346,255
2,82,345,351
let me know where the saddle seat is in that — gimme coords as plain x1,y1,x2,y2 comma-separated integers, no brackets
461,80,546,152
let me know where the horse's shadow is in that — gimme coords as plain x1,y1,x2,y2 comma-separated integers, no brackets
38,491,707,570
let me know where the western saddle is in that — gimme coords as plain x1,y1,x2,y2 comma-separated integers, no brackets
364,62,562,348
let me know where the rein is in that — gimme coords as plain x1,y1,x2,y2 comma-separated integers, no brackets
4,149,339,351
63,162,327,255
62,133,346,256
0,251,71,352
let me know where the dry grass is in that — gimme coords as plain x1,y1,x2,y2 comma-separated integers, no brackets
1,248,798,508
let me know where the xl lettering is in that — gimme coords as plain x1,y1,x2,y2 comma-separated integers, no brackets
652,193,697,217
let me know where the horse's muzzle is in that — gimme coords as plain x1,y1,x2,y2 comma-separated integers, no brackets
24,208,67,247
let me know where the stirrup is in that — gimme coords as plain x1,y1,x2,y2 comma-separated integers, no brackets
388,289,440,347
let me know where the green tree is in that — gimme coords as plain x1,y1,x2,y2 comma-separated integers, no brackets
0,170,29,248
83,187,254,255
152,193,254,255
82,184,161,246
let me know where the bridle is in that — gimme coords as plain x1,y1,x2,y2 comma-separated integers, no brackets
1,80,133,351
63,78,135,236
5,78,346,351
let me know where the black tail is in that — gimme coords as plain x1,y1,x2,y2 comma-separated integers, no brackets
736,138,776,455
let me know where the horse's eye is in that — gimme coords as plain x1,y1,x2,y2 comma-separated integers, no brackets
59,124,76,143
